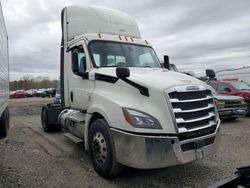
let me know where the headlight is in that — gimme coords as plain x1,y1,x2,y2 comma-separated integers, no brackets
122,108,162,129
241,100,246,104
214,99,225,109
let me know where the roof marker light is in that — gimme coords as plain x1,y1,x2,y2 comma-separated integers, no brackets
119,35,122,40
145,40,148,44
124,36,128,41
98,33,101,38
130,37,134,42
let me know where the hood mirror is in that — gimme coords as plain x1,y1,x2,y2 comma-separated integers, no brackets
206,69,216,80
163,55,170,69
116,67,130,78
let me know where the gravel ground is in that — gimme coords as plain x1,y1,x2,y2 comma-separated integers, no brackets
0,97,250,188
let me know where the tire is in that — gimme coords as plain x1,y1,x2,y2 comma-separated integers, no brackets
41,106,51,132
89,119,123,178
246,103,250,117
0,107,10,139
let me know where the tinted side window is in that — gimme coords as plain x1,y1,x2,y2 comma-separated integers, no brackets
71,46,85,75
217,83,228,92
77,52,85,70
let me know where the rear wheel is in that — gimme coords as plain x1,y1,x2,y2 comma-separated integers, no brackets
41,106,51,132
89,119,123,178
0,107,10,139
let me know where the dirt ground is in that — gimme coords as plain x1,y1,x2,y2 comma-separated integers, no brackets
0,97,250,188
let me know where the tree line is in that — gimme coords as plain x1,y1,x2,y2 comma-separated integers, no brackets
10,75,59,91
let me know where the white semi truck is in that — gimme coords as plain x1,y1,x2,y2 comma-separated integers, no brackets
42,6,220,178
0,1,9,139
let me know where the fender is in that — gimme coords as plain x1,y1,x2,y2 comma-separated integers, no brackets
84,106,114,150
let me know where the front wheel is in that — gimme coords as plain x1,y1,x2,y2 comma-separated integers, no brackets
89,119,123,178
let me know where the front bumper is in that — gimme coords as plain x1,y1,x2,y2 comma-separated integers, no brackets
218,108,247,118
111,120,220,169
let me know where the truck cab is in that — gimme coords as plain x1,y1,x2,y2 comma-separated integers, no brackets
42,6,220,178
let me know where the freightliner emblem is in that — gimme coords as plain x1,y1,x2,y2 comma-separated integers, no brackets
186,85,200,91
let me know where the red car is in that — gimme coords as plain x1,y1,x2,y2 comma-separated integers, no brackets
208,79,250,116
10,90,29,99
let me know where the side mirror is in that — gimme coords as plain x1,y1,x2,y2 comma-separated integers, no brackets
163,55,170,69
72,49,79,73
116,67,130,78
224,87,231,92
206,69,216,79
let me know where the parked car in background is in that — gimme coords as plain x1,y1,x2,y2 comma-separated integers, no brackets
210,88,247,120
35,89,46,97
26,89,37,97
208,79,250,116
41,88,56,98
25,90,33,97
10,90,29,99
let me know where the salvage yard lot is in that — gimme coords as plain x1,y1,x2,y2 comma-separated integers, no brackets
0,98,250,188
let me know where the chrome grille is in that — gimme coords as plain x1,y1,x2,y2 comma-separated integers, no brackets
167,85,217,134
224,100,242,108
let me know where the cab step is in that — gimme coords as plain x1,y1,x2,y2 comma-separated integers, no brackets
64,132,83,144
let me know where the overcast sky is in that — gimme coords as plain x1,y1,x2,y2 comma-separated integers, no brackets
2,0,250,81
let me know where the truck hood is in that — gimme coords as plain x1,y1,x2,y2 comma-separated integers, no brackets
214,94,244,101
95,67,204,90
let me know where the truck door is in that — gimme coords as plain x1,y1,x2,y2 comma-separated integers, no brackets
67,42,90,110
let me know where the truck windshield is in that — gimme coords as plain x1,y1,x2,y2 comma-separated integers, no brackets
231,82,250,90
89,41,161,68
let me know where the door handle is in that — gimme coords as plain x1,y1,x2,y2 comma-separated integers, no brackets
70,91,74,102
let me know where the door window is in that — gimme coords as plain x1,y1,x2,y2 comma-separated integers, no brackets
71,46,86,75
217,83,229,92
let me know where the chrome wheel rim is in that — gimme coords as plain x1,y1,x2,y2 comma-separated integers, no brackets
92,132,107,165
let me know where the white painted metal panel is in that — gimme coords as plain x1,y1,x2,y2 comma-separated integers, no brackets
63,6,141,46
0,1,9,115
